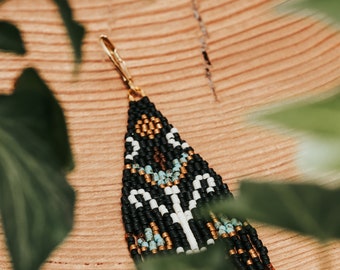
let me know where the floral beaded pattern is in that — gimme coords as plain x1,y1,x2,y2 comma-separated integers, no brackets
121,97,274,270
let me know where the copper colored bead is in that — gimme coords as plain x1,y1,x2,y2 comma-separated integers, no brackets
142,124,148,132
249,249,258,259
141,246,148,252
150,222,157,228
229,231,237,237
149,122,155,130
154,129,160,134
167,245,173,250
142,114,147,119
180,167,187,174
173,179,180,185
136,128,141,134
188,150,195,156
154,118,160,123
137,120,143,125
131,168,137,174
237,249,244,254
144,119,149,124
144,175,151,183
162,232,169,238
167,181,173,187
147,129,153,135
140,132,146,137
139,170,145,176
221,233,228,238
158,246,166,251
156,123,163,129
150,116,156,121
246,259,253,265
187,155,193,161
182,162,188,167
229,249,236,255
151,181,157,186
235,226,242,232
125,164,132,169
129,244,138,252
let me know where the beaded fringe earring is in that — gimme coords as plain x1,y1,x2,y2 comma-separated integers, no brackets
100,36,275,270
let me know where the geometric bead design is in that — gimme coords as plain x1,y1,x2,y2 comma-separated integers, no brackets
121,96,274,270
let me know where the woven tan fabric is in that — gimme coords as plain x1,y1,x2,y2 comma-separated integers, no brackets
1,0,340,269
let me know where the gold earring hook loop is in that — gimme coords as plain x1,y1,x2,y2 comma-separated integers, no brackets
100,35,145,101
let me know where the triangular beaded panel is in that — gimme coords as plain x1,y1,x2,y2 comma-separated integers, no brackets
121,97,273,270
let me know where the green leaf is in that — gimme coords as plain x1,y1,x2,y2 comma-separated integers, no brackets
139,242,236,270
280,0,340,23
52,0,85,67
258,87,340,171
211,181,340,242
0,21,26,55
259,89,340,138
0,68,75,270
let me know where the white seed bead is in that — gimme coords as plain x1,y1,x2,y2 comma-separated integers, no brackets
173,141,181,147
164,186,172,195
143,192,151,201
181,142,190,149
172,185,180,194
206,187,214,193
186,250,193,255
171,213,180,223
128,195,137,204
126,137,134,142
130,189,138,195
200,247,207,252
135,202,143,209
203,173,210,179
159,205,169,215
176,247,184,254
171,194,180,204
125,154,133,160
171,127,179,134
193,190,201,201
189,200,197,210
207,239,215,245
184,210,193,221
137,189,145,194
195,175,203,181
207,177,216,187
149,199,158,209
193,179,201,190
166,133,174,140
173,203,182,214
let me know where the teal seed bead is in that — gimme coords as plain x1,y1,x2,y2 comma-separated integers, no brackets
173,164,181,172
231,218,242,227
145,165,153,174
158,170,166,180
133,164,140,169
218,225,227,236
214,221,222,230
172,172,180,181
145,228,153,241
166,169,172,177
153,173,159,181
149,240,157,251
226,224,235,233
142,241,149,248
137,238,143,245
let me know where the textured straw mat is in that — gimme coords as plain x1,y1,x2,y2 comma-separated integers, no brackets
0,0,340,269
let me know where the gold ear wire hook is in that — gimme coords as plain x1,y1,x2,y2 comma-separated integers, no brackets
100,35,145,101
